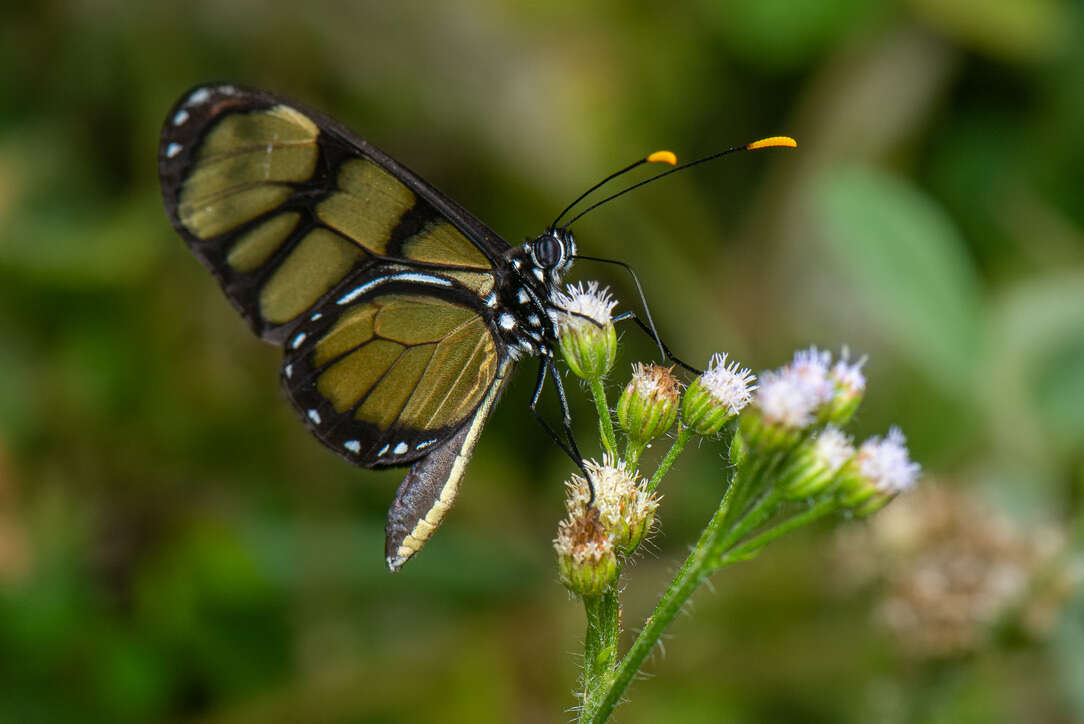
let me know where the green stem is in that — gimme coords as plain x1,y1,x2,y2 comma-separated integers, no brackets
624,439,646,473
590,377,618,459
582,477,734,723
580,590,621,720
647,425,692,493
719,497,838,564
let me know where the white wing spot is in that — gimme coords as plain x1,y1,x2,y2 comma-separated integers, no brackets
307,409,322,425
172,109,189,126
483,292,498,308
378,443,390,456
166,142,182,158
516,289,529,304
416,439,437,450
532,268,545,282
187,88,211,106
344,440,361,454
291,332,307,349
393,441,408,455
527,314,540,327
284,363,293,379
499,313,516,330
310,312,323,321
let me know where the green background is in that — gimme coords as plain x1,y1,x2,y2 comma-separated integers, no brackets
2,1,1083,721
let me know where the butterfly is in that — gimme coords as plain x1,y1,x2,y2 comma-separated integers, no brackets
159,83,795,571
158,84,596,571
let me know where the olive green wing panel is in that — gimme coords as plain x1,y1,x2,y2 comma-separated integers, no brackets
282,291,501,469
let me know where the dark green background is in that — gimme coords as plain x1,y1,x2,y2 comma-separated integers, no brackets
2,1,1083,722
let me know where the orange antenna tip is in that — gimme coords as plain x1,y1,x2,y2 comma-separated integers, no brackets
746,136,797,150
646,150,678,165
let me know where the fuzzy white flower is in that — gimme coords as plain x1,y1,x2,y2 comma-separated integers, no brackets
700,353,757,416
831,347,867,397
856,427,921,495
813,426,856,474
553,281,617,328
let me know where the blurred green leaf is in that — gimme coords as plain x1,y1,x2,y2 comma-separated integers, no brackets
812,163,986,401
908,0,1068,61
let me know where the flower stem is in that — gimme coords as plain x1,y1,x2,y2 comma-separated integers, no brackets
623,439,645,473
719,497,838,564
590,378,618,459
581,499,727,723
647,425,692,493
580,589,621,720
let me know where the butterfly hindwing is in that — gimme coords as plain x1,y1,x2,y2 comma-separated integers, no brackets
283,284,501,468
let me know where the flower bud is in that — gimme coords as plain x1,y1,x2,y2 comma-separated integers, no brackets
782,426,855,499
681,353,756,436
825,351,867,426
837,427,920,515
554,282,618,381
743,347,835,452
617,364,681,447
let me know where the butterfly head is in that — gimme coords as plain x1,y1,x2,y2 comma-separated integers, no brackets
525,228,576,279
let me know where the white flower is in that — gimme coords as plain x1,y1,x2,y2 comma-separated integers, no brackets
553,281,617,328
699,353,757,416
813,426,856,474
831,347,867,396
856,427,921,495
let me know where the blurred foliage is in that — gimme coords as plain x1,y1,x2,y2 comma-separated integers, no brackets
1,0,1083,722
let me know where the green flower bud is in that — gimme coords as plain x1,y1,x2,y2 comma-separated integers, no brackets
554,282,618,381
824,353,866,426
782,426,855,499
617,364,681,447
681,353,755,436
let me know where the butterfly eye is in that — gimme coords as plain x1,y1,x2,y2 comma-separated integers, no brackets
531,233,563,268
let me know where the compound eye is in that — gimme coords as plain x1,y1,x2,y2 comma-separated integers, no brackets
533,234,562,267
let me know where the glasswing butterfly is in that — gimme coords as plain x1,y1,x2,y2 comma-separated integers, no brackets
158,83,794,570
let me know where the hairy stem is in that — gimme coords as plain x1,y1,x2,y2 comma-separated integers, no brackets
590,378,618,459
580,590,621,721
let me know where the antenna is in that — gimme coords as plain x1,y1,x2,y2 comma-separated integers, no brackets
561,136,796,228
550,151,677,230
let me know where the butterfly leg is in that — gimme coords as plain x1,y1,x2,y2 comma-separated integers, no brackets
612,310,702,374
527,357,594,503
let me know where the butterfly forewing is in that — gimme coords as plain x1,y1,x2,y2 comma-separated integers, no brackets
158,84,509,344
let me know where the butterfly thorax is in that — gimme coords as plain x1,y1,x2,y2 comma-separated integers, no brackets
493,229,576,361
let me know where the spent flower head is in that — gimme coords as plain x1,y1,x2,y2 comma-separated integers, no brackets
617,363,682,447
553,281,619,380
682,353,756,437
839,427,921,515
555,510,618,597
563,457,659,556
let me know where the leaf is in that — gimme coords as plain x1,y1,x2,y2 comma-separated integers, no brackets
812,162,986,401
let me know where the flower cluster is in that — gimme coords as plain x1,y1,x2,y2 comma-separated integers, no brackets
550,283,919,598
